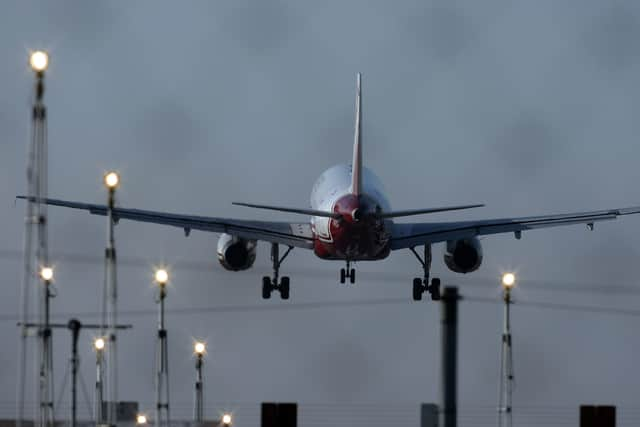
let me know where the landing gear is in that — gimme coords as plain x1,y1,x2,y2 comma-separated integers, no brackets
410,245,441,301
340,261,356,284
262,244,293,300
412,277,441,301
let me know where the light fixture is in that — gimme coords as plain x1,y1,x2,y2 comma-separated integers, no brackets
136,414,147,425
502,273,515,288
29,50,49,72
154,268,169,286
40,266,54,281
94,337,105,351
194,341,206,355
222,413,232,426
103,171,120,189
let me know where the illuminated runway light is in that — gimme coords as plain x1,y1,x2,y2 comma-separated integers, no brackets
222,413,232,426
29,50,49,72
154,268,169,286
194,341,206,355
103,171,120,189
502,273,515,288
94,337,105,351
40,266,54,281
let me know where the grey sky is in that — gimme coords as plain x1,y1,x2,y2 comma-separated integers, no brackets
2,1,640,426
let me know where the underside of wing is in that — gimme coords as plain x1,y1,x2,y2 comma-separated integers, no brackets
390,206,640,250
17,197,314,249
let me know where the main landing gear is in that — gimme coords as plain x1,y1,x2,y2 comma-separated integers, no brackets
340,260,356,284
410,245,441,301
262,243,293,300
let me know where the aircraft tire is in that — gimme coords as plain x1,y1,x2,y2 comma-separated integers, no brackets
280,277,290,300
262,276,272,299
430,278,441,301
412,278,423,301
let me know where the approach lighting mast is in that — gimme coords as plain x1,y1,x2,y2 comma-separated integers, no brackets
498,273,515,427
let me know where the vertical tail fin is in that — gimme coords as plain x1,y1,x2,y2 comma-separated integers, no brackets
351,73,363,196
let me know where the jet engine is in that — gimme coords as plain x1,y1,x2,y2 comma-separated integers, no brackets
217,233,257,271
444,237,483,274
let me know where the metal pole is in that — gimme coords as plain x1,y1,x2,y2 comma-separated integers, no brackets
441,286,458,427
498,286,514,427
68,319,82,427
17,90,38,425
35,68,54,427
156,284,170,426
18,58,54,427
194,354,203,422
104,183,118,426
39,277,54,427
95,345,104,425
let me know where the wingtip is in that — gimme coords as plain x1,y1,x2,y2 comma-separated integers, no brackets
618,206,640,215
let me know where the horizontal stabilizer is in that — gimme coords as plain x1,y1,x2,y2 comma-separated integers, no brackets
379,204,485,219
233,202,341,219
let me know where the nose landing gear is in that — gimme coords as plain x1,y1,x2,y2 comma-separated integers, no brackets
340,260,356,284
410,245,441,301
262,244,293,300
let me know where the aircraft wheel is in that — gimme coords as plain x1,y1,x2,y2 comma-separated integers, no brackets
262,276,272,299
430,278,441,301
280,277,290,300
349,269,356,284
412,278,423,301
340,268,346,284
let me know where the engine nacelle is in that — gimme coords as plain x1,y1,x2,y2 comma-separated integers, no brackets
217,233,257,271
444,237,483,274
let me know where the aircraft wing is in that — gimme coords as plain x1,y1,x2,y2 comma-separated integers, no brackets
390,206,640,250
17,197,314,249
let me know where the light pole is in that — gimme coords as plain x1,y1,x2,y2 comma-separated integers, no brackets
498,273,515,427
102,170,120,426
39,266,55,427
18,49,53,427
94,337,105,424
193,341,206,422
154,268,171,426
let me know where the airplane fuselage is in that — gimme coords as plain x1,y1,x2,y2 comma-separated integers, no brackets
310,164,393,261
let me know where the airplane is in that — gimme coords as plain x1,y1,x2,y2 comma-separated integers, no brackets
19,73,640,301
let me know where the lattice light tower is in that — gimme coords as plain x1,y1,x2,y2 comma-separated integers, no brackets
103,171,120,425
154,268,171,426
193,341,206,422
17,49,56,427
94,337,106,423
37,266,55,427
498,273,515,427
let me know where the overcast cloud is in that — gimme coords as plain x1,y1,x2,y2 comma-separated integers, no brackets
2,1,640,426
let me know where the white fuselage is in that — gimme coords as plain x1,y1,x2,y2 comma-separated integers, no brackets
309,164,392,260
